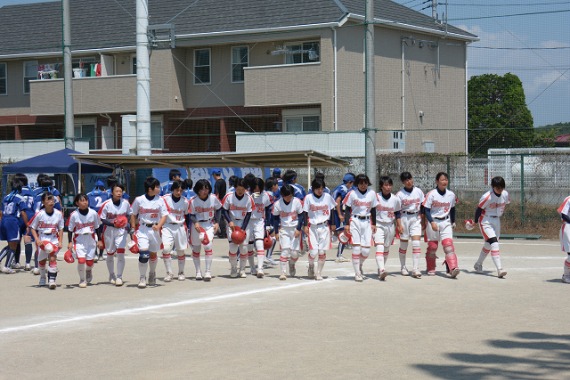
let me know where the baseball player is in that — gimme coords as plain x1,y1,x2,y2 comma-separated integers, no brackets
396,172,425,278
422,172,459,278
558,194,570,284
87,179,109,261
374,176,403,281
264,178,279,266
342,174,378,282
302,178,336,280
331,173,355,263
473,176,510,278
161,180,189,282
67,194,101,288
182,178,196,199
160,169,182,196
106,176,130,201
28,193,64,289
98,183,132,286
188,179,222,281
222,178,253,278
129,177,168,288
0,179,30,274
247,177,273,278
272,184,304,280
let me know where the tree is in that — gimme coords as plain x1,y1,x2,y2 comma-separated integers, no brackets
468,73,534,155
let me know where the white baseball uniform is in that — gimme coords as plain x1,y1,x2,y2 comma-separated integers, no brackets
131,194,168,252
98,198,132,254
396,186,424,239
28,209,64,262
68,208,101,260
423,188,457,242
374,193,401,249
558,196,570,252
162,194,189,251
303,192,336,252
188,194,222,248
477,189,510,241
343,189,378,246
272,197,303,251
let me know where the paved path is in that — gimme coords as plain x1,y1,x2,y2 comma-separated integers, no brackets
1,238,569,379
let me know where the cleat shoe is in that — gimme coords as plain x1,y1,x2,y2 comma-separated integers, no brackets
338,256,350,263
93,255,98,263
251,267,258,276
562,275,570,284
498,269,507,278
25,263,32,271
109,275,116,285
195,272,203,281
32,267,40,275
39,276,47,286
204,272,212,281
401,267,409,276
265,258,277,266
115,277,124,286
289,263,296,277
86,271,93,284
449,268,460,278
2,267,15,274
379,270,388,281
148,272,156,286
11,263,22,270
239,270,247,278
164,272,173,282
279,272,287,281
474,263,483,273
257,269,265,278
48,279,56,289
230,266,238,278
138,276,147,288
427,269,436,276
355,273,364,282
79,282,87,288
308,265,315,279
411,270,422,278
178,272,186,281
316,274,323,281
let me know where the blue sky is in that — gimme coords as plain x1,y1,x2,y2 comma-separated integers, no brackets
2,0,569,127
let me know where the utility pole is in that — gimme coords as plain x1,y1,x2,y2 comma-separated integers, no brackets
364,0,377,189
62,0,74,150
136,0,151,155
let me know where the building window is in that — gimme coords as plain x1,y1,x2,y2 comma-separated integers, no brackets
72,57,97,77
23,61,38,94
392,131,406,151
194,48,211,84
285,115,320,132
285,41,320,64
151,118,163,149
0,63,6,95
75,123,96,149
231,46,248,83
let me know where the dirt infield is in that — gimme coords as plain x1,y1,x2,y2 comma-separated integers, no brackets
1,238,569,379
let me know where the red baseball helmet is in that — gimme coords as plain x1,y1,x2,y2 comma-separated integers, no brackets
42,241,56,254
338,231,352,245
127,235,139,254
231,227,247,245
63,249,75,264
198,227,210,245
114,215,128,228
464,219,475,231
263,234,273,250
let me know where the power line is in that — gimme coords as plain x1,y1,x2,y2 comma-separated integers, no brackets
444,1,570,5
449,8,570,20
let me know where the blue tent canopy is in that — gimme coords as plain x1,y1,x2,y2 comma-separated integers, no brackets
2,148,111,195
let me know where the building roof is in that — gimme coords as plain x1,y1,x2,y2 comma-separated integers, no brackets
0,0,476,59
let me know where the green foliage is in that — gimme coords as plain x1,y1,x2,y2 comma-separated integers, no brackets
535,122,570,135
468,73,534,155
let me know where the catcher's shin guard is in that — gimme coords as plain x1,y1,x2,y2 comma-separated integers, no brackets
425,241,438,275
444,253,459,278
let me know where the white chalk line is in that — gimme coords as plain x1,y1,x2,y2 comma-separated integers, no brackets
0,277,337,336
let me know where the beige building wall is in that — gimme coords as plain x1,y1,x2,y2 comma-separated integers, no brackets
336,23,468,153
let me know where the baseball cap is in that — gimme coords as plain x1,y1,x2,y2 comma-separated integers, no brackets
212,169,222,175
343,173,355,183
95,180,105,188
272,168,281,175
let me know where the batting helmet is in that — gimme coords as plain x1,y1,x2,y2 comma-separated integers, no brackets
338,231,352,245
263,234,273,250
63,249,75,264
127,235,139,254
114,215,128,228
198,227,210,245
231,227,247,245
41,241,56,254
464,219,475,231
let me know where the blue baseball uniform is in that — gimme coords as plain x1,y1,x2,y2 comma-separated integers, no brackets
1,191,29,242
